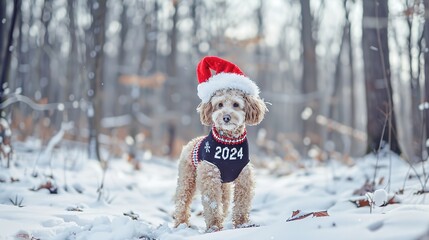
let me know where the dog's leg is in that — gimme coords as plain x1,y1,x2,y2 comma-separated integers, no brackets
221,183,231,220
196,161,223,231
173,146,197,227
232,164,255,227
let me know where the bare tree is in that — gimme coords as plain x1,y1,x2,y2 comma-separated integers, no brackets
0,0,6,68
190,0,201,56
300,0,319,148
39,0,52,100
164,0,180,157
64,0,83,132
255,0,267,91
66,0,78,101
424,0,429,142
168,0,179,77
87,0,107,161
328,0,355,154
1,0,21,117
362,0,401,154
405,0,423,162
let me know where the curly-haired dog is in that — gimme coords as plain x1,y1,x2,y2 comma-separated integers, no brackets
173,56,267,231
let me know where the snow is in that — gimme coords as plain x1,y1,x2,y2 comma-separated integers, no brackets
373,189,388,207
88,72,95,80
57,103,65,111
1,142,429,239
419,102,429,111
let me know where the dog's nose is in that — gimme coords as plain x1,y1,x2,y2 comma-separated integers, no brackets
223,114,231,123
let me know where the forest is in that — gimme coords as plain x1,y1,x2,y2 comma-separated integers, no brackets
1,0,429,239
0,0,428,163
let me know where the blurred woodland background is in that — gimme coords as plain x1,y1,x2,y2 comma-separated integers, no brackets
1,0,429,166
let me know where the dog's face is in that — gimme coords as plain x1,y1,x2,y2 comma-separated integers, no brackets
210,89,246,132
197,89,267,132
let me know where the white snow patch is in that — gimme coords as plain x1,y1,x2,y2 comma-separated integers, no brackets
1,144,429,240
373,189,388,207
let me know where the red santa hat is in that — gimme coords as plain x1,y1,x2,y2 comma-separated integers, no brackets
196,56,260,103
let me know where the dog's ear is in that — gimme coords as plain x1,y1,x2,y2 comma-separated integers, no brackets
244,95,268,125
197,102,213,126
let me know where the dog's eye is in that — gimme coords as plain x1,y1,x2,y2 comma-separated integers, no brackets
233,102,239,108
218,103,223,108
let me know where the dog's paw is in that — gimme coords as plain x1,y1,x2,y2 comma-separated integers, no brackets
235,223,260,229
174,223,189,229
206,225,222,233
175,223,200,231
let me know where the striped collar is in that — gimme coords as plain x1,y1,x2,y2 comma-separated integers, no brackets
212,126,247,145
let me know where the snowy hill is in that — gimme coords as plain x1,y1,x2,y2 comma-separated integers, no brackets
1,144,429,240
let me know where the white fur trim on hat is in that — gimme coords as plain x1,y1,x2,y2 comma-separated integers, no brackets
197,72,260,103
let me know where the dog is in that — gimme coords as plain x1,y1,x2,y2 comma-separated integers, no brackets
173,56,267,231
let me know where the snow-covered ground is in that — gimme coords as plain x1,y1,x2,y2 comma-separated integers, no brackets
1,143,429,240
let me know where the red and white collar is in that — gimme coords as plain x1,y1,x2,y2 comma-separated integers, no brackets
212,126,247,145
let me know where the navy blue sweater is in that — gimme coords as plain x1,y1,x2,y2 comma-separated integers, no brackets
192,130,249,183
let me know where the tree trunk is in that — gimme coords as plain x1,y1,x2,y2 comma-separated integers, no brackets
406,5,423,162
39,0,52,99
362,0,401,154
87,0,107,161
190,0,200,55
328,7,349,153
163,0,179,156
116,2,128,117
424,0,429,143
0,0,21,117
168,0,179,77
346,0,357,155
255,0,267,90
0,0,6,68
300,0,319,148
66,0,79,127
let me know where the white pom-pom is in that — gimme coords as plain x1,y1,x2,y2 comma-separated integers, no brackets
373,189,388,207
